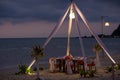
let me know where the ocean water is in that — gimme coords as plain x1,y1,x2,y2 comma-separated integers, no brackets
0,38,120,69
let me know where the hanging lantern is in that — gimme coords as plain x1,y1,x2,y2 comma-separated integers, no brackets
69,11,75,19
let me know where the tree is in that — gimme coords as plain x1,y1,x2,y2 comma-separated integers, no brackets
93,44,102,67
31,45,44,80
111,24,120,37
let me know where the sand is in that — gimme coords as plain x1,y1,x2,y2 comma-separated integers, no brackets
0,54,120,80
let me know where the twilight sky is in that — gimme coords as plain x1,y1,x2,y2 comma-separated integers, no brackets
0,0,120,38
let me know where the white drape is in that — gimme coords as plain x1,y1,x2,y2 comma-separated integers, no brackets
74,9,87,70
28,4,70,69
66,3,73,56
42,5,70,48
74,3,116,64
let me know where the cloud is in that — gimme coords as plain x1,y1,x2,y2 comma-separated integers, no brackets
97,0,120,7
0,0,119,25
0,0,119,38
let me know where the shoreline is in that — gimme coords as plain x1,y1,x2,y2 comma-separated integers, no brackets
1,53,120,69
0,54,120,80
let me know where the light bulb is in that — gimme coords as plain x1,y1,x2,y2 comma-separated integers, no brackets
105,22,110,27
69,12,75,19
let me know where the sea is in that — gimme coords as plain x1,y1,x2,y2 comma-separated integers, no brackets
0,38,120,69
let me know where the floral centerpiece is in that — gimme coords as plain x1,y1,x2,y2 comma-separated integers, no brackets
64,54,73,60
87,61,95,67
78,60,84,65
91,61,95,66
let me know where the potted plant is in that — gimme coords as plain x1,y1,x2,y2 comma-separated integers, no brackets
31,45,44,80
93,44,102,67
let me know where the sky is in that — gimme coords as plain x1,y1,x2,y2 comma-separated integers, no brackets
0,0,120,38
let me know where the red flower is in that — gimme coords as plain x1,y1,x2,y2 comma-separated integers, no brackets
91,62,95,66
65,56,72,60
87,62,95,66
87,64,91,66
78,60,84,65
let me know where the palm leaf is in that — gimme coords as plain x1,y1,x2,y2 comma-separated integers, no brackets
93,44,102,53
31,45,44,60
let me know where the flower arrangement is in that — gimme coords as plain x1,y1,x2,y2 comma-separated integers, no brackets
87,61,95,66
91,61,95,66
78,60,84,65
65,55,73,60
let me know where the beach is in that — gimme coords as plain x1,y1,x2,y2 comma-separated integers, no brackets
0,0,120,79
0,66,120,80
0,38,120,80
0,54,120,80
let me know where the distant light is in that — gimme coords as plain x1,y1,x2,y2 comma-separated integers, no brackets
105,22,110,27
69,11,75,19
